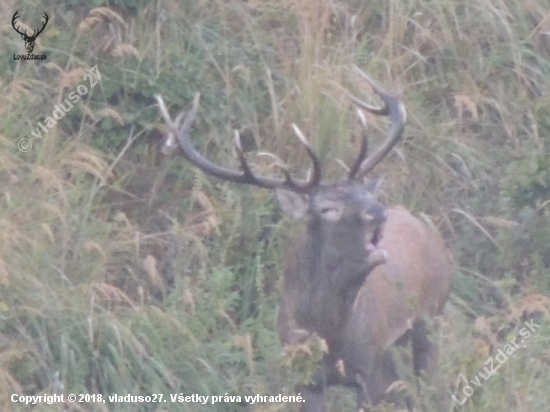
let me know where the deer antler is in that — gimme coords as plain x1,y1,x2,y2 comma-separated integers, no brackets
155,93,321,193
346,66,407,180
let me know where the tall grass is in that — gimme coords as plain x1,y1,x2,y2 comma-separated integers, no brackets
0,0,549,411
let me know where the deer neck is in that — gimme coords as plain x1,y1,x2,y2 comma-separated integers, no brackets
296,220,373,341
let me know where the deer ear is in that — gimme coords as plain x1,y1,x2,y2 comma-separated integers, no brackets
275,188,309,219
363,175,384,195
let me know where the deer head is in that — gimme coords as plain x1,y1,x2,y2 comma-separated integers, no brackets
156,67,405,289
12,11,49,54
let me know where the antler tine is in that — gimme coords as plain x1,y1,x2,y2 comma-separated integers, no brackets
156,93,198,156
156,93,320,193
347,109,369,179
233,130,256,180
347,66,389,115
348,65,407,179
291,124,322,190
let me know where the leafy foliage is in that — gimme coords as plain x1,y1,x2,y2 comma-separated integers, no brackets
0,0,549,411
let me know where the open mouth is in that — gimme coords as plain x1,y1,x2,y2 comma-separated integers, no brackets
372,224,382,246
365,224,387,266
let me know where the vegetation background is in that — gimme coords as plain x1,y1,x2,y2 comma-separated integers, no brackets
0,0,549,410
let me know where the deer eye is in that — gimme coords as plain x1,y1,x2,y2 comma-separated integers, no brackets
320,206,343,221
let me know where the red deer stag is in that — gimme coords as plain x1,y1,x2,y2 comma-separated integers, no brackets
155,66,452,411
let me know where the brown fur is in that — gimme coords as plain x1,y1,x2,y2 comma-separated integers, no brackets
279,205,452,410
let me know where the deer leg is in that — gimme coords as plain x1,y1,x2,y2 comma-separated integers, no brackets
298,358,345,412
347,351,399,410
297,385,326,412
411,320,438,375
355,350,417,411
368,351,400,404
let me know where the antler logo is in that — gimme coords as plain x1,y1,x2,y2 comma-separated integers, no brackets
11,11,49,54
